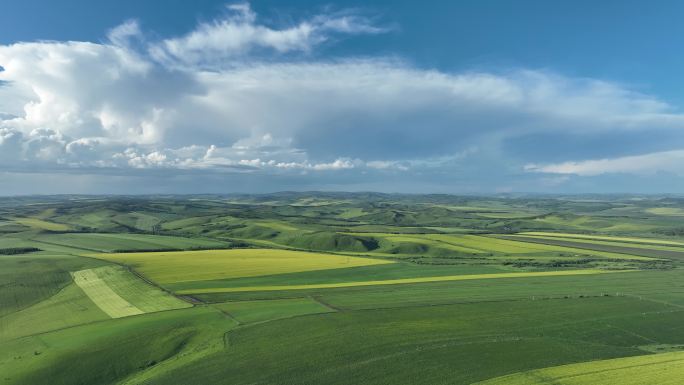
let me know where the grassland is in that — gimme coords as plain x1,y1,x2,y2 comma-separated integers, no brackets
4,193,684,384
0,282,109,341
0,307,237,385
0,253,107,317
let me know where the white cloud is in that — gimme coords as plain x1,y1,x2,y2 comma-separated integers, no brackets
107,19,142,47
149,3,387,68
525,149,684,176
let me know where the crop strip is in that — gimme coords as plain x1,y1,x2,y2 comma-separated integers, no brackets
72,269,144,318
176,269,632,294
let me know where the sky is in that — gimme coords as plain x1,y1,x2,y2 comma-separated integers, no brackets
2,0,684,195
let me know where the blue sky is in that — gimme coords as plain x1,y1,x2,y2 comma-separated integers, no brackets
1,0,684,194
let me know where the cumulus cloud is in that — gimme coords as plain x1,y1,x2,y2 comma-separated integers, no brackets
1,3,684,193
525,149,684,176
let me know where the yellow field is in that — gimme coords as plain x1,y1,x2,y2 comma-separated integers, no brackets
520,232,684,246
646,207,684,216
13,217,70,231
72,269,144,318
94,249,394,284
476,351,684,385
176,269,629,294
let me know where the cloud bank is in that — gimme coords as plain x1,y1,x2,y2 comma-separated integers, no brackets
1,3,683,193
526,149,684,176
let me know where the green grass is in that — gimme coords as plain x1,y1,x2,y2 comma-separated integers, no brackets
0,282,109,341
95,248,394,286
0,306,236,385
344,232,485,254
1,262,191,341
336,207,367,219
142,296,684,385
476,351,684,384
212,297,334,324
0,253,107,317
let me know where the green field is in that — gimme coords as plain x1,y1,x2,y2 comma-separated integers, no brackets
13,217,70,231
646,207,684,216
72,266,190,317
212,297,334,324
521,232,684,246
0,282,110,341
32,232,231,252
73,268,145,317
178,269,624,294
95,248,394,286
476,351,684,384
3,193,684,384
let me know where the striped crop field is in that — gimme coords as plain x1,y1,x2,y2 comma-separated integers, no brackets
72,266,189,318
72,269,145,318
176,269,631,294
94,249,394,286
520,232,684,247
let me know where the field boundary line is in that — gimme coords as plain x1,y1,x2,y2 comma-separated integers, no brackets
27,237,104,253
310,295,343,312
621,293,684,309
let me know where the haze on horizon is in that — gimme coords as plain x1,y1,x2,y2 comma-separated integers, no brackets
2,0,684,195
